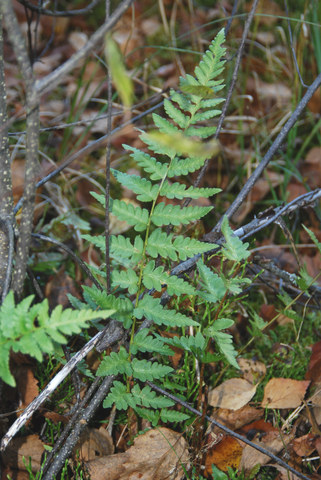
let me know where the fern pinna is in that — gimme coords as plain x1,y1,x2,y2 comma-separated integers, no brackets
81,29,249,423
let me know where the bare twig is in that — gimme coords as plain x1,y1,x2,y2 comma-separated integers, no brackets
35,0,135,97
43,375,115,480
2,0,40,297
146,382,311,480
206,71,321,240
105,0,112,293
14,100,164,215
41,376,103,475
32,233,103,291
0,9,15,301
17,0,101,17
0,320,123,451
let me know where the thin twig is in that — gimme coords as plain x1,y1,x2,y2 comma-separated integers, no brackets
146,382,312,480
41,377,102,475
35,0,135,97
17,0,102,17
105,0,112,294
0,321,123,451
32,233,103,291
42,375,115,480
13,100,164,215
206,71,321,240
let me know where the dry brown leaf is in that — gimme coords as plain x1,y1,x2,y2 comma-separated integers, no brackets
262,378,310,409
238,358,266,384
75,426,114,462
240,430,293,472
85,427,189,480
211,405,263,433
2,435,44,472
15,366,39,413
208,378,257,410
293,433,317,457
205,435,243,475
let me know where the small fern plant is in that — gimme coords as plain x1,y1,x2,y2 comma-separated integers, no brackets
0,291,115,386
79,29,250,424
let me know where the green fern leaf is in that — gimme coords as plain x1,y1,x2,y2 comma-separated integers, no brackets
168,156,206,176
142,260,167,291
123,145,167,181
140,131,176,157
143,260,196,296
111,169,157,202
132,384,174,408
90,191,106,207
110,235,144,264
200,98,225,109
163,98,188,128
111,199,149,232
131,329,173,355
97,346,131,377
221,216,250,261
197,259,227,302
160,409,190,423
82,234,105,254
173,236,217,260
185,125,217,138
160,181,221,200
193,109,223,122
152,113,180,135
131,358,173,382
112,269,139,294
0,292,115,386
81,285,133,327
146,229,177,260
152,202,212,227
170,89,191,113
134,407,160,426
212,330,239,369
103,381,137,410
134,295,198,327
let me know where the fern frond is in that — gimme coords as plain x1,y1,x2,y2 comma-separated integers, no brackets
81,285,133,327
160,181,221,199
168,156,206,176
134,295,199,327
160,409,190,423
131,329,173,355
221,216,250,261
152,113,180,135
112,199,149,232
0,292,115,386
163,98,189,128
132,384,174,408
197,259,226,303
82,233,105,253
131,358,173,382
143,260,196,295
110,235,144,264
146,230,214,262
173,236,217,260
185,125,217,138
140,131,177,157
111,169,158,202
123,145,167,180
151,203,212,227
146,229,178,260
112,269,139,294
103,381,136,410
96,346,131,377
